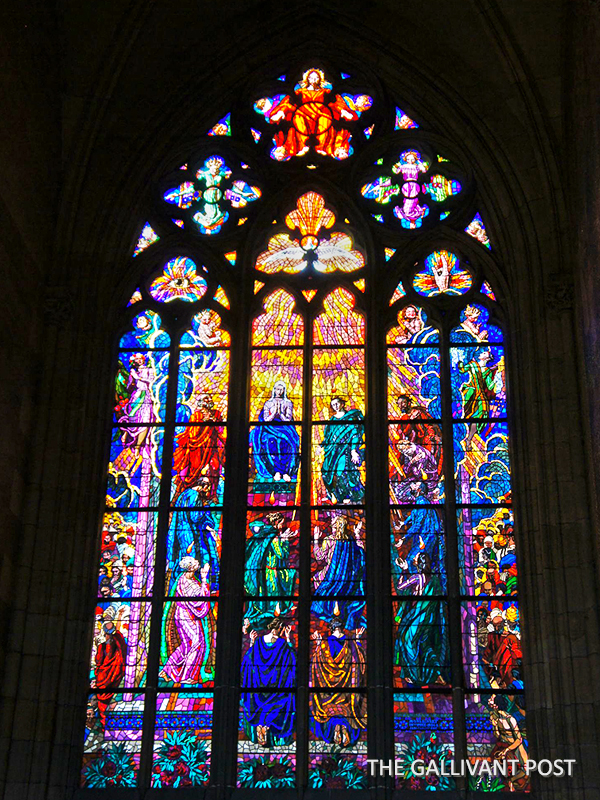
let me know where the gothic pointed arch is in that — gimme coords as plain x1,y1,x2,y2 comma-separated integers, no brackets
82,61,528,793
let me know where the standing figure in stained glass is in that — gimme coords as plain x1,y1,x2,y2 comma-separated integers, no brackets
113,353,158,480
192,156,232,234
244,512,297,627
250,381,300,485
312,516,366,629
92,621,127,725
173,395,224,503
161,558,215,685
256,68,371,161
320,397,365,504
168,480,221,593
394,524,449,686
481,607,522,689
241,617,296,747
392,494,443,592
310,617,366,746
487,695,529,790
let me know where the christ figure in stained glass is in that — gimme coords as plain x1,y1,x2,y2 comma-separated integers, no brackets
255,68,372,161
312,516,365,630
250,381,300,484
161,558,215,685
320,397,364,504
310,618,366,746
241,617,296,747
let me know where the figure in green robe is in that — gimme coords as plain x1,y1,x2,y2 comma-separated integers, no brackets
320,397,365,504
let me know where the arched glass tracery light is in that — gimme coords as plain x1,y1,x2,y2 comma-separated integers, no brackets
82,62,528,794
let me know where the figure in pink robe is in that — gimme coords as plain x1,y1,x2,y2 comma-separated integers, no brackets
161,558,214,684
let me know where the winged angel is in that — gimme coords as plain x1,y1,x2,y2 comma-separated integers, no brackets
255,192,365,275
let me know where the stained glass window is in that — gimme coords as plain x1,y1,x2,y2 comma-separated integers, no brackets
85,63,527,793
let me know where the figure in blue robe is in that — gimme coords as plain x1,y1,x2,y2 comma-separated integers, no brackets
320,398,365,504
167,482,220,592
241,618,296,747
250,381,299,487
312,516,366,629
394,556,449,685
392,491,445,594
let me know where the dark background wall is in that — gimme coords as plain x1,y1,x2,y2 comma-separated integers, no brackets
1,1,600,797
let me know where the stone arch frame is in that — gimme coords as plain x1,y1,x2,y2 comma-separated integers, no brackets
2,8,599,798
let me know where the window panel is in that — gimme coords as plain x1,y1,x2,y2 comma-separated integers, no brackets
394,692,455,790
152,693,213,788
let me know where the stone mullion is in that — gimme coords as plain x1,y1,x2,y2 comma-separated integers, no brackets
369,275,393,798
297,303,312,790
213,293,251,793
438,317,467,790
137,328,180,788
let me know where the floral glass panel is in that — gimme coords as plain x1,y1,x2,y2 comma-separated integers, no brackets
81,693,144,788
394,693,455,790
152,693,213,787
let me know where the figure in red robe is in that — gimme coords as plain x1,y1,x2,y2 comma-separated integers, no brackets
255,68,372,161
172,395,225,503
482,608,522,688
93,622,126,725
396,394,443,474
